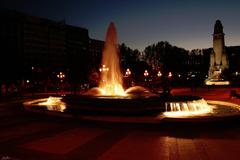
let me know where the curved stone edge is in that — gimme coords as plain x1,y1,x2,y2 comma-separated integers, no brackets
22,99,240,124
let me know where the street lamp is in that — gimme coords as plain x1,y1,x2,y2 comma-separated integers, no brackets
124,68,132,88
99,65,109,83
99,65,109,72
144,70,149,77
57,72,65,94
168,72,172,78
57,72,65,82
125,68,131,77
157,71,162,77
144,70,149,82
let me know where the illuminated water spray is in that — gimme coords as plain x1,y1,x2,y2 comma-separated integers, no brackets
164,99,212,117
98,22,125,96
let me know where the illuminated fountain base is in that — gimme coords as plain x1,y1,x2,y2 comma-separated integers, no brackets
23,94,240,123
205,79,230,86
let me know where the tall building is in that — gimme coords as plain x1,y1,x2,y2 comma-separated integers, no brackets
23,16,66,70
65,25,89,82
0,9,23,82
0,9,89,83
89,39,104,71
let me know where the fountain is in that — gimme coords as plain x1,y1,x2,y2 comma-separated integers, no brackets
84,22,156,97
23,22,240,123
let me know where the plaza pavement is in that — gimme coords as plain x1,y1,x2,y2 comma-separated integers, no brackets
0,87,240,160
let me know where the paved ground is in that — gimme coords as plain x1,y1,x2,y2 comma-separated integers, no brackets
1,87,240,160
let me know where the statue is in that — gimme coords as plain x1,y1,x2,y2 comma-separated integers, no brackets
205,20,229,85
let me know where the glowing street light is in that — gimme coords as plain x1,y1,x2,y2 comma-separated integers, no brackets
57,72,65,82
157,71,162,77
57,72,65,95
168,72,172,78
144,70,149,82
125,68,131,77
99,65,109,72
144,70,149,77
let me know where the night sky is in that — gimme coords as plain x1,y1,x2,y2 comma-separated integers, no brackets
2,0,240,51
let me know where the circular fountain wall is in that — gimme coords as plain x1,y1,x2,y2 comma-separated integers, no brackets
23,95,240,123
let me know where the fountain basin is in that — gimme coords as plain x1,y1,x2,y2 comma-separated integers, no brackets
61,94,205,115
163,100,240,122
22,94,240,123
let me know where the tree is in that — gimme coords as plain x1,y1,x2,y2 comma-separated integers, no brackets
119,43,140,65
143,41,188,72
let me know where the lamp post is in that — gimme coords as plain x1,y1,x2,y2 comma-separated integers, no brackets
124,68,132,87
99,65,109,83
157,71,162,77
144,70,149,82
168,72,172,78
99,65,109,72
125,68,131,77
162,71,172,94
57,72,65,95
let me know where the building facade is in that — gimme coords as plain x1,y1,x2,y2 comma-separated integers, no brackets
0,9,89,84
89,39,104,71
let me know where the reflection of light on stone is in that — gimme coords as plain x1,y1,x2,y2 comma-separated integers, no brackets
164,99,213,117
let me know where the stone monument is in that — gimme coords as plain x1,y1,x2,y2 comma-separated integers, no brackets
205,20,229,85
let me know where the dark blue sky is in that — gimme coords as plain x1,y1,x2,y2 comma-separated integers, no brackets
2,0,240,51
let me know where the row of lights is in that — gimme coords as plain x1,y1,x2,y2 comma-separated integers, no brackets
99,65,172,78
144,70,172,78
26,71,66,84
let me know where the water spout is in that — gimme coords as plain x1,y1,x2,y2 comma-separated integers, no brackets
164,99,212,117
